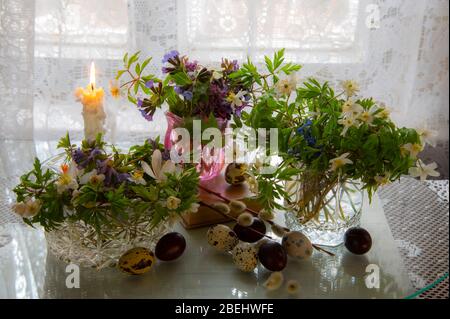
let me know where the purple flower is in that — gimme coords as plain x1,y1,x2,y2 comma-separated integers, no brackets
162,149,171,161
230,60,239,71
185,60,198,72
140,109,153,121
137,98,143,107
162,67,170,74
183,91,193,101
96,159,130,187
72,148,85,165
145,80,154,88
162,50,179,63
174,86,183,94
72,147,102,168
234,104,247,117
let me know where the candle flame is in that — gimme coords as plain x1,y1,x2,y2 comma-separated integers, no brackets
90,62,95,90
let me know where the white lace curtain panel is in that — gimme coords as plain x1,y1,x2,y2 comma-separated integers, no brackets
0,0,449,142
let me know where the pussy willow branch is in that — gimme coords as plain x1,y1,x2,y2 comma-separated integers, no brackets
198,185,335,257
199,200,273,241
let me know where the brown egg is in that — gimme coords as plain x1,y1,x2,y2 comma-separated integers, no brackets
155,232,186,261
233,218,266,243
258,241,287,271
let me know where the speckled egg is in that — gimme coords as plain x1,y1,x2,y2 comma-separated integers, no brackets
282,231,313,259
225,163,248,185
207,224,239,252
118,247,155,275
232,243,258,272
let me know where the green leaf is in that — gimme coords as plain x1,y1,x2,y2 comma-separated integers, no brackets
135,63,141,75
131,185,158,202
115,70,126,80
264,55,274,73
273,48,285,70
169,71,192,86
57,132,72,149
140,57,152,72
127,51,140,69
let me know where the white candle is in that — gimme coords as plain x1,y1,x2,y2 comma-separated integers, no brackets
75,62,106,141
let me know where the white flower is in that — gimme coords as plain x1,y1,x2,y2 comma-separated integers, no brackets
329,153,353,171
400,143,423,158
129,170,146,185
79,169,105,185
374,174,390,186
246,174,259,194
409,160,440,181
263,272,284,291
417,128,438,147
342,80,360,97
237,212,254,227
375,105,392,119
286,280,300,295
166,196,181,210
142,149,177,182
359,111,373,125
188,202,200,213
341,99,363,118
56,163,79,194
338,116,358,136
227,90,247,109
275,74,297,96
13,198,41,218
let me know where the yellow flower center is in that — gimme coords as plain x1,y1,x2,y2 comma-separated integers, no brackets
58,173,73,186
110,87,120,98
133,171,144,179
227,92,236,102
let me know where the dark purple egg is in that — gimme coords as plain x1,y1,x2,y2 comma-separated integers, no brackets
344,227,372,255
233,218,266,243
155,232,186,261
258,241,287,271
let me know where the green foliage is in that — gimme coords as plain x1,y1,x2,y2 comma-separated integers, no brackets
13,135,200,235
237,52,423,206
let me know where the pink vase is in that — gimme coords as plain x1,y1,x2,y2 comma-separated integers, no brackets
164,111,226,181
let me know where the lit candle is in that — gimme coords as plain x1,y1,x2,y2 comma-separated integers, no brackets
75,62,106,141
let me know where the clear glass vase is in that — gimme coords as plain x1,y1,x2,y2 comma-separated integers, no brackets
164,111,226,181
41,154,170,269
285,172,364,247
45,210,170,269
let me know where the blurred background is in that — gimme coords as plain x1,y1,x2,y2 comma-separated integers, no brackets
0,0,448,176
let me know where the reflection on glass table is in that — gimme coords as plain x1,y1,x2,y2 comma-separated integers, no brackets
0,192,413,299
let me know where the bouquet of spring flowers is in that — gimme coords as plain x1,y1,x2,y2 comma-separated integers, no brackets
13,134,199,231
12,134,200,267
230,50,439,231
112,50,257,180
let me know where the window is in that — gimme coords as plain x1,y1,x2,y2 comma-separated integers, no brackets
34,0,128,59
178,0,366,63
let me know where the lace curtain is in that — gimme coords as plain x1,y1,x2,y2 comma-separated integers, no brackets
0,0,449,144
